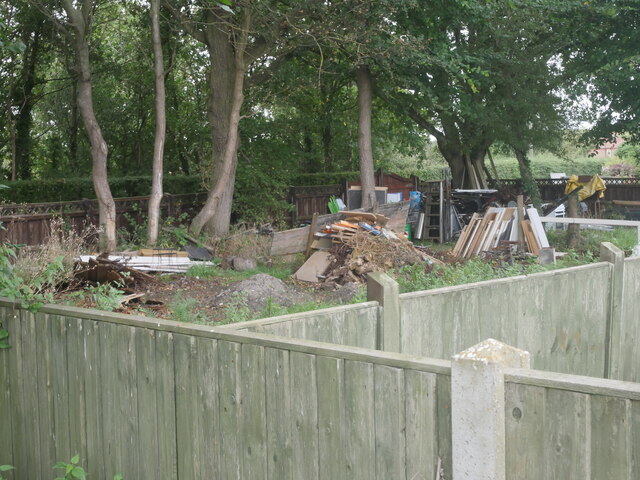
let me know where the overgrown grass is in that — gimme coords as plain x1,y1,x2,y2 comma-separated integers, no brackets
185,262,297,284
393,250,601,294
169,295,211,324
546,226,637,257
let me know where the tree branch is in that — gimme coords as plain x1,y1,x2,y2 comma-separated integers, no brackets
162,0,207,45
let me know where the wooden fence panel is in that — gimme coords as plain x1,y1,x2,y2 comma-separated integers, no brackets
0,193,204,246
617,257,640,382
0,301,460,480
505,373,640,480
226,302,380,350
400,263,611,377
289,185,343,225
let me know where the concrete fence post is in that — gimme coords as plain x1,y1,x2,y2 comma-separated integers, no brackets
600,241,625,379
452,339,530,480
367,272,400,352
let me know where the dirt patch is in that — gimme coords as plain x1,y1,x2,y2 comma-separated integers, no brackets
212,273,309,311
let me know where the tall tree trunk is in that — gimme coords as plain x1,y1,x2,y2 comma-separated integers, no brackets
69,82,79,171
356,64,376,209
147,0,166,246
6,56,17,181
14,30,41,180
189,11,250,237
514,148,542,209
63,0,117,251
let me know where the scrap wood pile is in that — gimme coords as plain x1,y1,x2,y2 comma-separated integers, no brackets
452,207,549,258
295,211,443,284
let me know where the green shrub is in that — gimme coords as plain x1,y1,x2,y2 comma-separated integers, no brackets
491,153,606,179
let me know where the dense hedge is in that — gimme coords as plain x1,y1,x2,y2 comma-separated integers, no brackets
491,155,607,179
290,171,361,186
0,175,204,204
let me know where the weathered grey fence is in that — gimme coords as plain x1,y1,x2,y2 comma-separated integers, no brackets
4,299,640,479
225,245,640,383
504,367,640,479
400,262,611,377
222,302,380,349
398,250,640,382
0,301,452,480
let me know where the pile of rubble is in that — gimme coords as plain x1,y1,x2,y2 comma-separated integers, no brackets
294,211,443,285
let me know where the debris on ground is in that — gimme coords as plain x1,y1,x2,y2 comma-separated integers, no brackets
452,207,549,258
75,253,158,286
294,210,444,285
79,253,216,273
212,273,307,311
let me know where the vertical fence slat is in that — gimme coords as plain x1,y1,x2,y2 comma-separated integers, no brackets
84,320,105,480
21,311,41,477
196,337,220,479
374,365,406,480
241,344,267,480
218,340,242,479
35,314,55,478
135,328,160,479
66,317,88,468
345,360,375,480
0,308,13,473
590,395,631,480
436,372,452,477
505,383,546,479
405,370,438,480
290,351,319,480
52,315,72,465
117,325,140,478
266,348,292,480
544,390,590,479
155,332,177,478
317,356,346,479
174,335,198,479
99,323,120,476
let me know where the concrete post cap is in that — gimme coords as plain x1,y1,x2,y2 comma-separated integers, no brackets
453,338,530,367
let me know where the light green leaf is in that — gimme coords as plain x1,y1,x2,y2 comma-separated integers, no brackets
72,466,86,479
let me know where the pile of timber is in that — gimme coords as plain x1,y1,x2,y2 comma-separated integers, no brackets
452,207,549,258
269,201,410,257
312,211,400,248
295,210,443,284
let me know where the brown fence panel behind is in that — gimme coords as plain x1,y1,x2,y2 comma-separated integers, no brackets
496,177,640,203
289,184,344,225
0,193,205,246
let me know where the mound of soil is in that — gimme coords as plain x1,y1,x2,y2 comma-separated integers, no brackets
212,273,309,311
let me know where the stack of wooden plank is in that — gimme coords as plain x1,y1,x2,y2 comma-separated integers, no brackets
452,207,549,258
311,211,399,251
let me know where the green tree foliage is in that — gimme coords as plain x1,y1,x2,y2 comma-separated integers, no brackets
0,0,632,227
567,0,640,144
